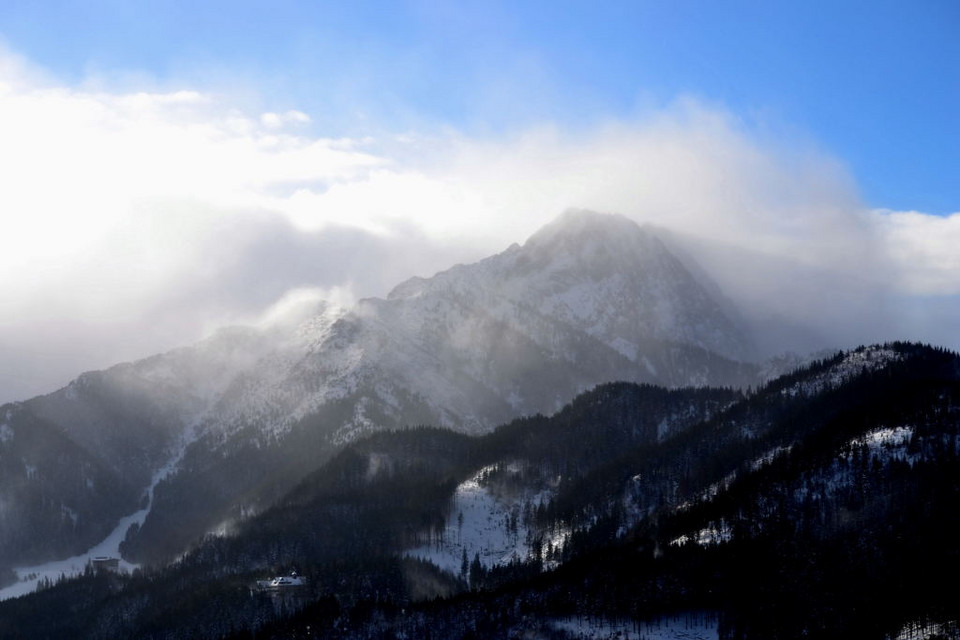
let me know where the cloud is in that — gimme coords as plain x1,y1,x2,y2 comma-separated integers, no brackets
294,103,958,357
0,53,383,273
872,210,960,295
260,110,311,130
0,49,956,403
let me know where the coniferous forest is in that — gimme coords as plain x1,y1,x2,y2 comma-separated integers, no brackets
0,343,958,639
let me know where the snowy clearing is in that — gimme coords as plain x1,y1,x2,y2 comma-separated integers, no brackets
552,612,719,639
405,464,566,576
781,347,901,398
893,619,959,640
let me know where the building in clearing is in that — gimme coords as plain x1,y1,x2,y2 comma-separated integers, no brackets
256,572,306,590
92,557,120,572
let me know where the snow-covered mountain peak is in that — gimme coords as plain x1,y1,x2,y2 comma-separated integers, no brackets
390,210,752,363
522,209,677,275
385,275,429,300
3,209,772,569
35,211,757,453
517,211,686,287
524,208,652,253
386,211,654,301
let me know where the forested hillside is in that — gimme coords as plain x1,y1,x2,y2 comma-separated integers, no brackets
1,343,957,639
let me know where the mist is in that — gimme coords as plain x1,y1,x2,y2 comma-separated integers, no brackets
1,51,958,404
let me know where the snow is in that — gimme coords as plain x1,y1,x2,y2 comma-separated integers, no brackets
551,612,719,639
670,520,733,548
0,213,761,597
405,464,566,575
0,511,138,601
696,471,738,505
61,505,78,526
0,422,202,602
0,422,12,443
892,619,959,640
643,355,658,377
790,423,937,511
853,426,914,450
147,211,754,449
656,418,670,441
780,346,901,398
751,445,792,471
671,421,924,550
832,425,918,469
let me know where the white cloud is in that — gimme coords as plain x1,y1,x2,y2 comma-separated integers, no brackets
872,210,960,295
253,286,352,329
0,56,382,272
0,49,956,403
260,110,311,129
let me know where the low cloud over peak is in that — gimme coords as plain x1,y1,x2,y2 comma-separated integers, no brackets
0,49,957,403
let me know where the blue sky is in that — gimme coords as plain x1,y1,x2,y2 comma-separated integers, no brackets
1,0,957,212
1,1,959,402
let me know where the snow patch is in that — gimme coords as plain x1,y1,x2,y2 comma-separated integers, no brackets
0,423,12,443
60,505,78,526
552,612,719,639
836,425,917,467
643,355,658,377
405,464,566,576
853,426,914,450
670,520,733,548
781,347,901,398
893,619,959,640
751,445,792,471
610,336,638,361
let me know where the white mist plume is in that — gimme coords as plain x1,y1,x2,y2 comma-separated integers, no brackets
0,48,957,403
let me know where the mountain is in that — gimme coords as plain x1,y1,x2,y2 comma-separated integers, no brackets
1,210,763,569
0,404,137,569
0,325,286,568
123,210,762,563
207,209,758,439
1,342,957,639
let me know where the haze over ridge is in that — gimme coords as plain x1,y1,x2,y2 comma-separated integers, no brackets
0,3,957,403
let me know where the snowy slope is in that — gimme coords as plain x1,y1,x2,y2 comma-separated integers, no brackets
115,211,767,563
6,211,765,567
0,420,204,602
204,210,758,443
405,463,567,575
389,210,753,363
551,613,719,640
777,345,901,397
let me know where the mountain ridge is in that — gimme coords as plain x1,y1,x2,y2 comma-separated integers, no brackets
2,210,775,568
2,341,956,639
